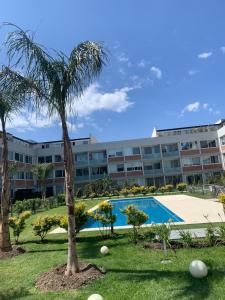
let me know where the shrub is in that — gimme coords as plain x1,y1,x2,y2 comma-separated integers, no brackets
179,230,193,248
205,225,217,246
154,222,172,256
122,204,148,243
164,184,174,192
148,186,157,193
59,201,89,234
57,193,65,206
120,188,129,196
14,198,42,214
9,210,31,243
92,200,116,236
218,193,225,214
176,183,187,192
32,215,60,241
159,186,166,193
217,224,225,242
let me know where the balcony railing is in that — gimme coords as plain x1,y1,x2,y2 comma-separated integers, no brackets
142,153,161,160
144,169,163,176
164,167,181,174
91,174,106,180
89,159,107,165
162,151,179,157
75,175,89,181
75,160,89,166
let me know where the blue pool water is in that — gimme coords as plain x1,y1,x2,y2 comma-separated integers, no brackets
85,197,183,229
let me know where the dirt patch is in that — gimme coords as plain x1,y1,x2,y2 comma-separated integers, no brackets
0,245,26,260
35,262,105,291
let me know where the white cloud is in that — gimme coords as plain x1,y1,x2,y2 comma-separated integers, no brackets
198,52,212,59
180,102,200,116
188,70,197,76
4,83,134,133
73,83,134,117
150,66,162,79
221,46,225,54
117,52,129,63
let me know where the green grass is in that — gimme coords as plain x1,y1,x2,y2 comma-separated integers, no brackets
1,200,225,300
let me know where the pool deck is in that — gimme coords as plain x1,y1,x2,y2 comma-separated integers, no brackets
154,194,225,225
49,195,225,234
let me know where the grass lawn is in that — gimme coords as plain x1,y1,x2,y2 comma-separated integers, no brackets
1,201,225,300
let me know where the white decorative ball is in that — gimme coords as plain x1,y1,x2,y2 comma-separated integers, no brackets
87,294,104,300
100,246,109,255
189,260,208,278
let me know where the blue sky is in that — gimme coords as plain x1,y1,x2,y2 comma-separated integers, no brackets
1,0,225,142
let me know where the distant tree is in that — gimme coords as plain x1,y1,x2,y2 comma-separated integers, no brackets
32,163,53,202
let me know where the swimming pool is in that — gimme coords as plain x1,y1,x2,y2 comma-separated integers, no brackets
85,197,183,229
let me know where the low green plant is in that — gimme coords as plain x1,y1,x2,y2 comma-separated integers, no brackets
159,186,166,193
179,230,193,248
154,221,172,257
122,204,148,244
216,224,225,243
164,184,174,192
148,186,157,193
120,188,129,196
56,193,65,206
32,215,60,242
59,201,89,233
9,211,31,243
205,225,217,246
218,193,225,215
176,182,187,192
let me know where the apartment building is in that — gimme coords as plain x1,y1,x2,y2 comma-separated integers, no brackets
2,119,225,198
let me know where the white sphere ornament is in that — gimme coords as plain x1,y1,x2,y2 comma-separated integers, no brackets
87,294,104,300
100,246,109,255
189,260,208,278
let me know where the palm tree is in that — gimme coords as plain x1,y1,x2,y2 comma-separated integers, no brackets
0,66,38,251
5,24,107,274
32,163,53,202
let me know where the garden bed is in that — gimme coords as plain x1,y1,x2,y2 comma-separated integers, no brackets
0,245,26,260
35,262,105,291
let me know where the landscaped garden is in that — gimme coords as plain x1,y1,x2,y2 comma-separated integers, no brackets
1,198,225,300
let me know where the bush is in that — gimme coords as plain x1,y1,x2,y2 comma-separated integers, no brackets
32,215,60,241
205,225,217,246
164,184,174,192
159,186,166,193
122,204,148,243
218,193,225,214
179,230,193,248
148,186,157,193
176,183,187,192
59,201,89,233
14,198,42,214
120,188,129,196
91,200,116,236
154,221,172,257
217,224,225,242
57,193,65,206
9,211,31,243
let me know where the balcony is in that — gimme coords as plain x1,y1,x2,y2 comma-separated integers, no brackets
91,174,106,180
144,169,163,176
75,160,89,166
89,159,107,165
164,167,181,174
75,175,90,182
142,153,161,160
162,151,179,157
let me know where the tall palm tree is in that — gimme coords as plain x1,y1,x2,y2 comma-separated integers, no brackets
32,163,53,202
5,24,107,274
0,66,38,251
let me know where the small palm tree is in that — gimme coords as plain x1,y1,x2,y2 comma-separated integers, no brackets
0,66,38,251
5,24,107,274
32,163,53,202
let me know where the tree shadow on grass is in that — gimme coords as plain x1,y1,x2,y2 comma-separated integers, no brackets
107,267,225,299
0,287,30,300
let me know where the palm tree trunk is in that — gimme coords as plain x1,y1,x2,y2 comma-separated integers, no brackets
61,116,79,275
0,117,12,251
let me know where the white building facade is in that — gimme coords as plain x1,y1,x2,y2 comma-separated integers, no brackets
2,120,225,198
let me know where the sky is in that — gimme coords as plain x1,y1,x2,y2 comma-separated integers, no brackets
1,0,225,142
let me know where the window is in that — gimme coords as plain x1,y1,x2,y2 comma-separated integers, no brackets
25,155,32,164
91,166,107,175
132,147,140,155
26,172,33,180
108,149,123,157
8,151,14,161
90,151,106,161
203,155,219,165
75,152,88,162
45,156,52,163
16,171,24,180
42,144,50,149
15,153,23,162
126,162,142,172
144,147,152,155
117,164,124,172
182,157,201,166
55,170,65,177
38,156,45,163
76,168,89,177
200,140,216,148
162,143,178,153
181,141,198,150
55,155,62,162
83,141,88,145
220,135,225,145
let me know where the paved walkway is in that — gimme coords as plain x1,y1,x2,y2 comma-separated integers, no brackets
170,228,210,240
